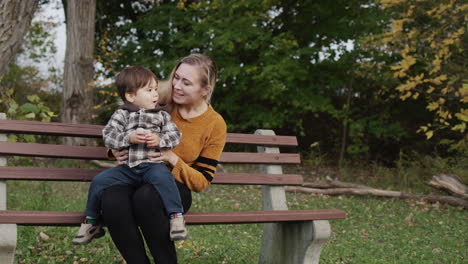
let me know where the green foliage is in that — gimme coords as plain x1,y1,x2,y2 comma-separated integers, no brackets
21,20,58,63
95,0,409,162
0,64,59,144
0,65,59,122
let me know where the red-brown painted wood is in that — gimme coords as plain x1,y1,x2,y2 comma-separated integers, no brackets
186,209,347,224
220,152,301,164
0,209,346,226
0,142,107,160
0,120,297,146
226,133,297,146
0,142,300,164
0,167,304,185
215,172,303,185
0,119,102,137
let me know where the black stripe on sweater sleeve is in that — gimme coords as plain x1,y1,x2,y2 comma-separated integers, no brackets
196,156,219,167
193,165,214,182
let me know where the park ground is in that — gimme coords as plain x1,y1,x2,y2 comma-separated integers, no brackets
8,159,468,264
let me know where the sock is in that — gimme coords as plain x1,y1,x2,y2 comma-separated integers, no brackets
169,213,183,219
86,216,97,225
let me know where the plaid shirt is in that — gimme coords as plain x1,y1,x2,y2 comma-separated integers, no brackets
103,103,181,168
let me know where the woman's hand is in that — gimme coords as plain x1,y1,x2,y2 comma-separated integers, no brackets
111,149,129,165
148,149,179,167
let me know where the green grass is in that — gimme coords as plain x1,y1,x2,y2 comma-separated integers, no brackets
7,177,467,264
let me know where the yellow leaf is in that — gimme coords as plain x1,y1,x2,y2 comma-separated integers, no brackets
400,91,412,100
401,56,416,70
427,102,439,111
412,92,420,99
425,130,434,139
392,19,405,32
396,83,408,92
460,84,468,96
452,123,466,133
432,75,448,85
437,110,450,119
443,38,454,45
455,109,468,122
394,70,407,78
427,86,435,93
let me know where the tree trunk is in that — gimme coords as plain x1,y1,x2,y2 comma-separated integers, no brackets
0,0,38,78
338,63,355,169
62,0,96,145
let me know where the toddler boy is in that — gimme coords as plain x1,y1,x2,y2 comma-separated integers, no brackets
73,66,187,245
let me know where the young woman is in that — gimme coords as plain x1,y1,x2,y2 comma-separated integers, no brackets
100,53,227,264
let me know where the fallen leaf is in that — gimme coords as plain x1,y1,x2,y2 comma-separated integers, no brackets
39,232,50,241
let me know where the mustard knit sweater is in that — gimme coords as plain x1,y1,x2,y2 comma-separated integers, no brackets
169,105,227,192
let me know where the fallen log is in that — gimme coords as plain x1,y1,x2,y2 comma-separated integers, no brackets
303,179,372,189
427,174,468,200
288,179,468,209
91,160,115,168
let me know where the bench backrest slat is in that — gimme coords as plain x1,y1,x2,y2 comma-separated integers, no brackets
0,167,304,185
0,142,300,164
0,142,107,160
0,120,102,138
0,120,298,146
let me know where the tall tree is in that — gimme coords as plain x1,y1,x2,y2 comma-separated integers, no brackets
0,0,38,78
62,0,96,134
374,0,467,151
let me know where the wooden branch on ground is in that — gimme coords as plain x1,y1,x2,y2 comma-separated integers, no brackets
91,160,116,168
302,179,372,189
289,176,468,209
427,174,468,200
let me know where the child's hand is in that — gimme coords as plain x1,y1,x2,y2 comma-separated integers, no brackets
146,133,161,148
129,130,147,144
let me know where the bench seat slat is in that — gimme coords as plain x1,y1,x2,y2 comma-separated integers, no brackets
0,209,346,226
0,120,298,146
0,167,304,185
0,142,300,164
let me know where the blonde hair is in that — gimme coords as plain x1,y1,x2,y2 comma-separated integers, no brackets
166,53,218,104
157,79,172,105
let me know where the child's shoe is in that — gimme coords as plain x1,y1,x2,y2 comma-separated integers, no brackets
72,223,105,245
169,216,187,241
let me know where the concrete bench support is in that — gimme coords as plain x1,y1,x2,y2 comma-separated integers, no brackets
0,113,17,264
256,129,331,264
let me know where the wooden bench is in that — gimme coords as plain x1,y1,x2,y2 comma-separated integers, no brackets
0,113,346,264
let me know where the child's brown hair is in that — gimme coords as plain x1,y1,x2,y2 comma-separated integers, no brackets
115,66,158,102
